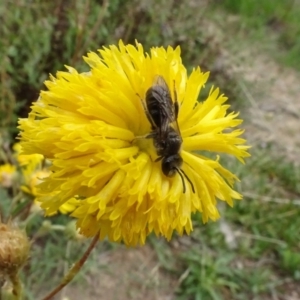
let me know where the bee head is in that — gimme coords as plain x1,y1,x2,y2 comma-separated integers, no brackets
161,154,183,177
161,155,195,194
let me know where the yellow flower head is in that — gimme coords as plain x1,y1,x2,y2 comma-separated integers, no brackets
12,142,46,196
21,169,50,196
18,41,250,246
13,142,44,168
13,143,77,215
0,164,17,188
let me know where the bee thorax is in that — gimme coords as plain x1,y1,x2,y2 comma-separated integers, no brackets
154,128,182,157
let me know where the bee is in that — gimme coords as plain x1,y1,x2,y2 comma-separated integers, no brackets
139,76,195,194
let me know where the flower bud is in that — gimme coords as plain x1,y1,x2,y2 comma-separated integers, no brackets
65,220,84,241
0,223,30,276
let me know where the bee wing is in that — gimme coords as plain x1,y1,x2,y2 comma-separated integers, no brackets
153,76,175,129
154,76,182,139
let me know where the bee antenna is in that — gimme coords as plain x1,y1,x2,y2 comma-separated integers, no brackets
177,168,195,193
175,167,186,193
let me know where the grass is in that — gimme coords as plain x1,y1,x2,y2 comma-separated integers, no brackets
218,0,300,70
1,0,300,299
146,149,300,299
170,146,300,299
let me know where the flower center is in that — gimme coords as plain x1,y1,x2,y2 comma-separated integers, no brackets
133,137,157,160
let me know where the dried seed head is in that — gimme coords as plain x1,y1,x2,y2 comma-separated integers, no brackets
0,223,30,276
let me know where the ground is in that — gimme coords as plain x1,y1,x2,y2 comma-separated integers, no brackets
240,52,300,163
62,244,176,300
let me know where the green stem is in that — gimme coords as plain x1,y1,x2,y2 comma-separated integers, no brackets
0,275,4,300
41,231,100,300
9,272,22,300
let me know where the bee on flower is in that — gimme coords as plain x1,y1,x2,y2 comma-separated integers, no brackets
18,41,250,246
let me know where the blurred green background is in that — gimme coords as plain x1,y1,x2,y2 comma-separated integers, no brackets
1,0,300,299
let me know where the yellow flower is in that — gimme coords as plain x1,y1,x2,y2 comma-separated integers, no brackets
18,41,250,246
21,165,79,215
13,142,44,168
0,164,17,188
21,169,50,196
13,142,46,196
13,143,77,214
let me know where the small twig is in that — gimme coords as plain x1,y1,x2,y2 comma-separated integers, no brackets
10,194,32,221
244,191,300,205
9,192,27,218
177,268,190,286
234,231,287,247
71,0,90,65
71,0,109,65
238,80,259,109
254,209,298,225
30,224,65,243
61,241,72,300
0,204,4,223
41,231,100,300
83,0,109,50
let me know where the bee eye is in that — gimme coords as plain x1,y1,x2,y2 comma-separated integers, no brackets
161,155,181,177
162,160,174,176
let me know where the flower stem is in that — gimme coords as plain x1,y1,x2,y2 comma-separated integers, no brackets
0,275,4,300
9,272,22,300
41,231,100,300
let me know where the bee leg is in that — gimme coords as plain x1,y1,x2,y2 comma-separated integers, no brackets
132,131,156,145
134,131,155,139
173,81,181,135
154,156,163,162
173,80,179,120
136,93,157,130
133,134,148,140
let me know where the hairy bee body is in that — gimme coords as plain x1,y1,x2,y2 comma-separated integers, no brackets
140,76,195,193
145,83,173,131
